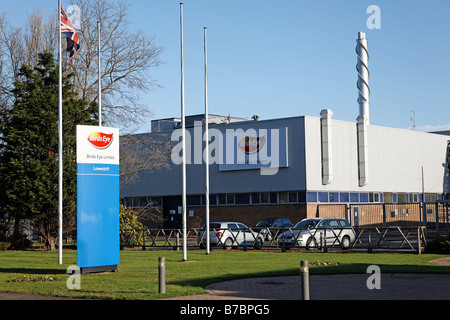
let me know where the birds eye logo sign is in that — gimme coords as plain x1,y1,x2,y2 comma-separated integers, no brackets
88,132,114,149
76,125,119,274
238,135,266,154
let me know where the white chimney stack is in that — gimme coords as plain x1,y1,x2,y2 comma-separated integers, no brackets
356,31,370,125
320,109,333,185
356,32,369,187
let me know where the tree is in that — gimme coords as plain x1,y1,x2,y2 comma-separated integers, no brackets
68,0,164,130
119,132,171,188
0,1,164,132
119,205,144,231
0,3,169,248
0,52,97,250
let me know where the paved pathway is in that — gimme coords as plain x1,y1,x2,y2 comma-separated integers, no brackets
2,257,450,300
161,273,450,300
162,257,450,300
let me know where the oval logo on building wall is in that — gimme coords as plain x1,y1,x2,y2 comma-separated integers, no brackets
238,135,266,154
87,132,114,149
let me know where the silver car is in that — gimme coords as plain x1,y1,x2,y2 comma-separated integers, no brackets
198,222,265,250
277,217,355,250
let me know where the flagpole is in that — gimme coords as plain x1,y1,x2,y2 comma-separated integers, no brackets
204,27,210,255
98,20,102,126
180,3,187,261
58,0,63,265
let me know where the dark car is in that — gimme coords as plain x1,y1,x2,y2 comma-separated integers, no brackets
253,218,293,241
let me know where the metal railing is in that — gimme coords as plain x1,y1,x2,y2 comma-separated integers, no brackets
350,226,426,253
120,226,427,253
121,228,188,250
196,226,264,249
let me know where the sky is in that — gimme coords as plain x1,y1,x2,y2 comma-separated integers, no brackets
2,0,450,133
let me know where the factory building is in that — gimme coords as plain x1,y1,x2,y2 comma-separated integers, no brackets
121,112,450,229
120,32,450,229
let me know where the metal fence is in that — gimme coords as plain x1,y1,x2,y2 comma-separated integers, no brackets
120,201,450,253
319,201,450,237
423,202,450,237
120,225,427,253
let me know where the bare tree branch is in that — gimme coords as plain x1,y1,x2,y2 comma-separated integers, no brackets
0,0,164,132
119,132,172,189
69,0,164,131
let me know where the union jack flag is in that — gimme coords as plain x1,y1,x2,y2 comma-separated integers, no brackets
60,6,80,60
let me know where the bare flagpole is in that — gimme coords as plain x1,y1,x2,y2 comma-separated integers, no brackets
98,20,102,126
204,27,210,255
58,0,63,265
180,3,187,261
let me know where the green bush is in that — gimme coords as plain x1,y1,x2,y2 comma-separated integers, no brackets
120,205,145,246
426,236,450,254
9,235,32,250
0,242,10,251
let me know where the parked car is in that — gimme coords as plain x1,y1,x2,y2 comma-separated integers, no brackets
198,222,265,249
253,218,293,240
276,217,355,250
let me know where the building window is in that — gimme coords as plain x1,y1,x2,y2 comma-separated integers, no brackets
209,194,217,206
298,192,306,203
187,195,201,206
226,194,235,205
201,194,217,206
425,193,437,202
340,192,349,203
288,192,298,203
279,192,288,203
397,193,406,203
235,193,250,204
218,194,227,205
329,192,339,203
261,193,269,204
251,193,260,204
369,193,380,203
139,197,147,207
360,193,369,203
318,192,328,203
392,193,398,203
306,192,317,202
149,197,162,207
408,193,419,203
350,193,359,202
132,197,140,208
383,192,393,203
270,193,278,204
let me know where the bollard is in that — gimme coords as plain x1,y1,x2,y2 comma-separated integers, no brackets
320,232,327,253
158,257,166,294
243,230,247,251
417,227,422,255
174,232,180,251
300,260,310,300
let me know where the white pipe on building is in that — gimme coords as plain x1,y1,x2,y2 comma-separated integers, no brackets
357,123,369,187
320,109,333,185
356,31,369,187
356,31,370,125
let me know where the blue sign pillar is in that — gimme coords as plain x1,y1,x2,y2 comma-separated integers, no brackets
76,125,120,274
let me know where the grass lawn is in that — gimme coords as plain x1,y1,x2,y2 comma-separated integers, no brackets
0,249,449,300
